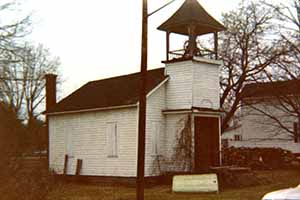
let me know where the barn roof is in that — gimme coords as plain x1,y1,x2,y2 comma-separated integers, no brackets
47,68,167,114
242,80,300,99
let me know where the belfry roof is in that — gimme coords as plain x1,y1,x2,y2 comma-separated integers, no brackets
158,0,225,35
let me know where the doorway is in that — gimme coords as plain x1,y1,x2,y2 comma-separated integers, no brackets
194,116,220,172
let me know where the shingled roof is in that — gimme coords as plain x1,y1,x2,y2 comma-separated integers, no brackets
47,68,167,114
242,80,300,99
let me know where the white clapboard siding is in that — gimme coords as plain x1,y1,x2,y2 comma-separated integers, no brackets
242,102,296,140
151,122,160,155
49,107,137,177
144,84,166,177
164,114,188,172
240,99,299,152
192,60,220,109
165,61,193,109
66,127,73,156
49,117,65,174
165,59,220,110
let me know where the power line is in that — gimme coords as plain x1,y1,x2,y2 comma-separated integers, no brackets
148,0,178,17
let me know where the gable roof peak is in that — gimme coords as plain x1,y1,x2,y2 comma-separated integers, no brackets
46,67,167,114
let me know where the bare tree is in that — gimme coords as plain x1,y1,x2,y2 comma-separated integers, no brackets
240,0,300,139
23,44,60,126
219,1,290,132
1,44,60,124
263,0,300,80
0,1,31,64
265,0,300,34
0,0,32,112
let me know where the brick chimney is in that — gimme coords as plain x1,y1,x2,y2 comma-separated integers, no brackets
45,74,57,112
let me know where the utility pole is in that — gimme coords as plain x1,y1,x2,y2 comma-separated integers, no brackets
136,0,148,200
136,1,178,199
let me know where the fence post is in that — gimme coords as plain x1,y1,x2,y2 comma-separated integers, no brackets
63,154,69,175
76,159,82,175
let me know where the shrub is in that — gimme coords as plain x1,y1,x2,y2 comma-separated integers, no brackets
0,157,57,200
0,102,60,199
222,147,295,170
217,168,270,189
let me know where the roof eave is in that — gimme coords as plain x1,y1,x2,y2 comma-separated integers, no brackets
45,104,138,116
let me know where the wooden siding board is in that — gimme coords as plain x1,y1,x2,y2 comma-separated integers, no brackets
145,84,166,177
165,62,193,109
165,60,220,110
239,101,300,153
164,114,187,171
49,107,137,177
242,103,295,140
192,61,220,109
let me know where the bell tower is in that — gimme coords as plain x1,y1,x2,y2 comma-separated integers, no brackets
158,0,225,61
158,0,225,110
159,0,225,171
158,0,225,171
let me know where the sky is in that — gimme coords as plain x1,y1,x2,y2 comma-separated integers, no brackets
22,0,286,99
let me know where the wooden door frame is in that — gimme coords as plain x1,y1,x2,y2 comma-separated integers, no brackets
192,114,221,172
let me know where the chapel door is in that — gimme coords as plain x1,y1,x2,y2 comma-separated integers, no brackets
194,116,220,172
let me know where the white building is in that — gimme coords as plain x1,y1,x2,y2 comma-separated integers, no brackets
223,80,300,153
45,0,225,178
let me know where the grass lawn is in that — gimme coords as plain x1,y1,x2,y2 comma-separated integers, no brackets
47,169,300,200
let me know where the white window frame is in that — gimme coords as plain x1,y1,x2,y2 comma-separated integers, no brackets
106,122,118,158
